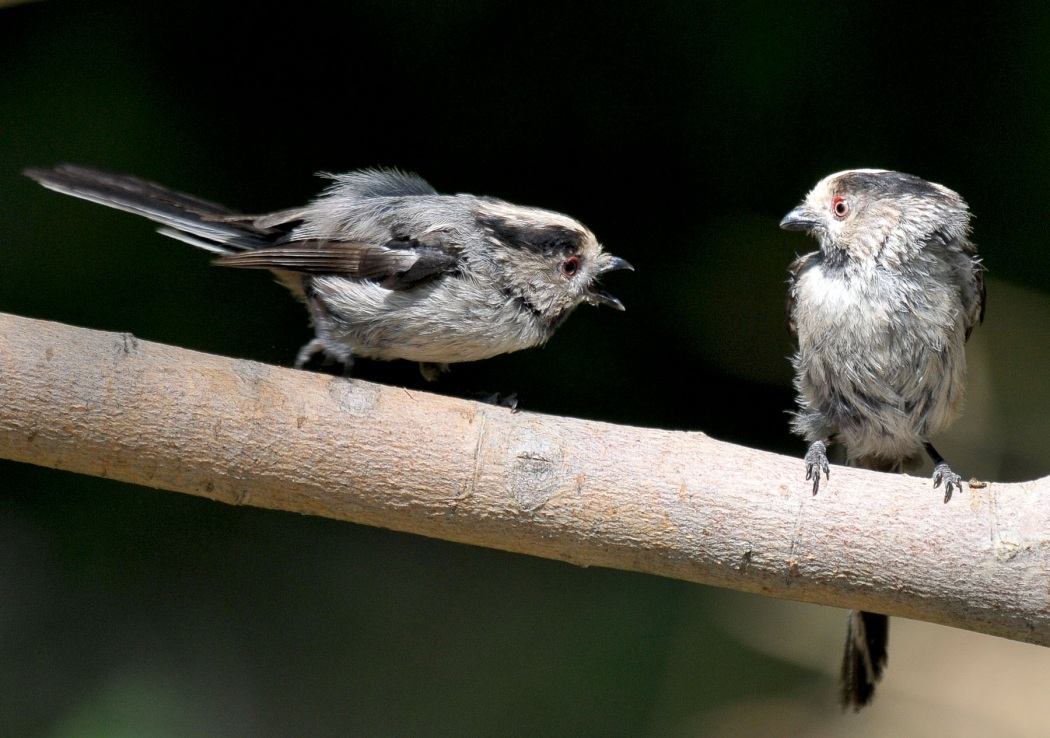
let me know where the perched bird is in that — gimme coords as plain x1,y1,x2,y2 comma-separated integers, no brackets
780,169,985,709
25,165,631,381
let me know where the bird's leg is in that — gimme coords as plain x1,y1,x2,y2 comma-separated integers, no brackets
925,442,963,503
294,338,326,369
804,439,831,495
296,294,356,374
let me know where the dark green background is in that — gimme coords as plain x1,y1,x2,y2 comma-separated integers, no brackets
3,2,1049,736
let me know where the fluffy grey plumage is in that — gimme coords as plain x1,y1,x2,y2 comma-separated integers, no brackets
25,165,631,380
780,168,985,710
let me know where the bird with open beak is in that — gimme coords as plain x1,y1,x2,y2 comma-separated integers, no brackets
26,165,632,381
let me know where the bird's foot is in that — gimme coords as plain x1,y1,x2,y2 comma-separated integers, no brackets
932,462,963,503
294,338,355,375
471,391,520,412
804,440,830,495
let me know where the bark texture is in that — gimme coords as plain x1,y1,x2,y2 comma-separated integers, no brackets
1,312,1047,646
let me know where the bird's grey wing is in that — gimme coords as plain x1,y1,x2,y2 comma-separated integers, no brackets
786,252,814,338
214,235,461,290
965,259,986,341
927,228,985,341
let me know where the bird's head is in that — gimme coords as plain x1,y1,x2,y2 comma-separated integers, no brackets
780,169,970,262
477,202,632,327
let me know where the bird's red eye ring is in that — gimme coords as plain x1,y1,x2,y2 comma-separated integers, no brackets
560,256,580,277
832,196,850,220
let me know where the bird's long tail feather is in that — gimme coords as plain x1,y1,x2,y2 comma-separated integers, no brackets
841,609,889,710
24,164,280,254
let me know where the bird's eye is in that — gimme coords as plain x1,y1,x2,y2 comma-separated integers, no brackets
560,257,580,277
832,196,850,220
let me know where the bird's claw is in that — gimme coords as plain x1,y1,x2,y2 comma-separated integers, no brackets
932,462,963,503
471,391,520,412
804,440,830,495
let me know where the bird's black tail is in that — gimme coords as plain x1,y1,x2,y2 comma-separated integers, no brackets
840,609,888,710
24,164,284,255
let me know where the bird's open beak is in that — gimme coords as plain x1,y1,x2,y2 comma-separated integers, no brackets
590,289,625,311
589,255,633,311
780,207,820,232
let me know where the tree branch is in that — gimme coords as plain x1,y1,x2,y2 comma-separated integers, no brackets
1,311,1046,646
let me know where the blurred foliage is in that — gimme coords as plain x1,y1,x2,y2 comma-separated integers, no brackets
3,1,1050,736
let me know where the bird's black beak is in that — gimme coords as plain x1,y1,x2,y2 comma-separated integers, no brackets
589,255,633,311
600,256,634,274
590,289,625,311
780,207,820,232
